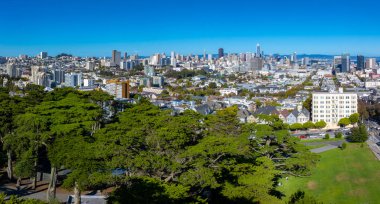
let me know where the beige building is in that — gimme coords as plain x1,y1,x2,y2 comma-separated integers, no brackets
312,88,357,126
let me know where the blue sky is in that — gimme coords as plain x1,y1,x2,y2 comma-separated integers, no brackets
0,0,379,56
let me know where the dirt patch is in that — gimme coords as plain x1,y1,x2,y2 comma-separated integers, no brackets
335,172,349,182
307,181,318,190
353,178,367,185
348,188,368,197
351,162,363,170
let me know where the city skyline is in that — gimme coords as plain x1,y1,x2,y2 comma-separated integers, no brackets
1,0,380,56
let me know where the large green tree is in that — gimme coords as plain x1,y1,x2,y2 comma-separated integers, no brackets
99,105,318,203
314,120,327,129
338,118,350,127
0,86,42,181
348,125,368,143
349,113,360,125
10,89,103,203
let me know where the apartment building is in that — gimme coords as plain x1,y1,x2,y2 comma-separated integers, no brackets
312,88,357,126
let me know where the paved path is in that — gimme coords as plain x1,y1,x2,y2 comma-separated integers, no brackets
303,140,344,147
367,136,380,161
310,144,339,153
0,182,70,202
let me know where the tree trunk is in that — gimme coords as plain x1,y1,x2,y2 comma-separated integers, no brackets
39,171,43,181
74,182,81,204
31,160,37,190
31,176,36,190
6,150,12,180
16,177,21,190
47,167,57,202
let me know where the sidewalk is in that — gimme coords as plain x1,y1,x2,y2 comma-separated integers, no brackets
310,144,338,153
0,181,71,202
367,136,380,161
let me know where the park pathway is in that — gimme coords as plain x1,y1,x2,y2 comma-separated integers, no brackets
310,144,338,153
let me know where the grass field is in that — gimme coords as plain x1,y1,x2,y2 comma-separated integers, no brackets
278,143,380,204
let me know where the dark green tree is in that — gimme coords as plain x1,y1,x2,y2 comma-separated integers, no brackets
302,95,312,113
348,125,368,143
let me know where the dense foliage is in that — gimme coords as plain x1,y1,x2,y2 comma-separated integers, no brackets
165,69,208,79
347,125,368,143
0,193,46,204
0,86,319,203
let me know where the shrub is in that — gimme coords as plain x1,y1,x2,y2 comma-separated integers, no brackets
341,142,347,150
335,132,343,139
324,134,330,140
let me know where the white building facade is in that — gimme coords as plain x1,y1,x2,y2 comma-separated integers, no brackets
312,89,358,126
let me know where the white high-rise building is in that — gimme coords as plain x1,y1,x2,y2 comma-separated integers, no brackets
83,78,95,87
291,52,297,64
6,63,16,78
86,61,95,71
312,88,358,126
208,54,213,62
64,73,82,87
39,52,48,59
31,66,41,84
170,51,176,67
366,58,377,69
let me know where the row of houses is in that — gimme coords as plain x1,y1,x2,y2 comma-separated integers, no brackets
239,105,310,124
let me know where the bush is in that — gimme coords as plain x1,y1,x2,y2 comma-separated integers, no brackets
324,134,330,140
341,142,347,150
335,132,343,139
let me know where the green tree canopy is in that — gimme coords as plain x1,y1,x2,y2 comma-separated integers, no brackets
338,118,350,127
314,120,327,129
348,125,368,143
302,121,315,130
349,113,360,125
290,123,303,131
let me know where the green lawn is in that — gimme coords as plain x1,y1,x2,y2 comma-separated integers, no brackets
278,143,380,204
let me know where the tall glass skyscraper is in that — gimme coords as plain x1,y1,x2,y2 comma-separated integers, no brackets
341,53,350,72
357,55,365,70
218,48,224,59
